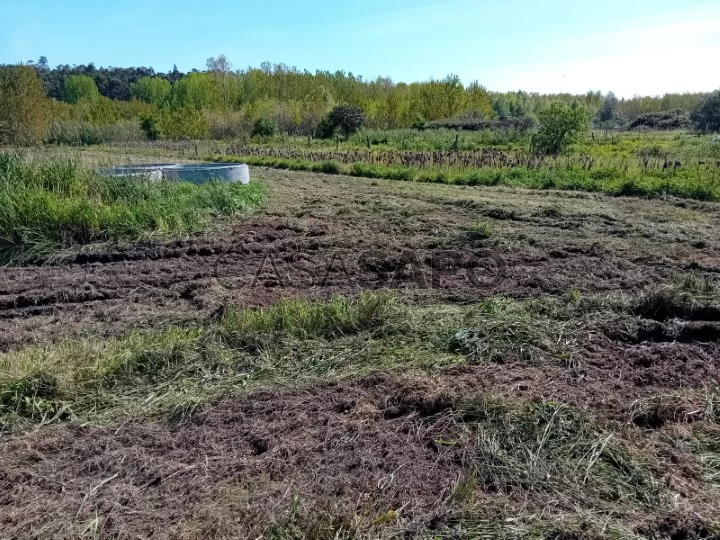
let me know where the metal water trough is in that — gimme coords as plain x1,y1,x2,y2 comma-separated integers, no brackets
98,163,250,184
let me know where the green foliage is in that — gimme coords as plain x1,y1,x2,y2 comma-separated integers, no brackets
172,72,223,110
0,65,51,145
596,91,621,126
131,76,172,107
691,90,720,133
324,105,367,139
316,115,337,139
251,118,277,138
158,106,210,139
139,114,162,140
531,102,589,155
63,74,99,104
0,154,264,262
215,150,720,202
0,372,62,420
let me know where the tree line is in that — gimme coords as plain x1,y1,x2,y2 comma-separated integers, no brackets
0,56,717,146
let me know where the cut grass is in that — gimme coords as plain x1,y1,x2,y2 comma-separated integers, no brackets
456,397,660,508
0,292,412,428
0,153,264,262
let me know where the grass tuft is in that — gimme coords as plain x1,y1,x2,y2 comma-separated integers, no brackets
219,292,397,352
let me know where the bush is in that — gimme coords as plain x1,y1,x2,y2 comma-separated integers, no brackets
531,102,589,155
159,107,210,140
316,115,337,139
140,115,162,140
251,118,277,138
690,91,720,134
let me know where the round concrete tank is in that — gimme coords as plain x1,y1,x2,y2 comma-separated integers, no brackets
98,164,177,181
162,163,250,184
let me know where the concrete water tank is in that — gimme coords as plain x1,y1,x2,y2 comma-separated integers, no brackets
98,164,178,180
162,163,250,184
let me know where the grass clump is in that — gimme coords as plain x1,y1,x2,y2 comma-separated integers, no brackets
461,221,495,242
447,297,556,363
0,153,264,262
219,292,397,352
457,398,660,507
213,154,720,202
0,371,65,422
632,274,720,321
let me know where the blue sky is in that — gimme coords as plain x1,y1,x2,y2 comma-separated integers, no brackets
2,0,719,97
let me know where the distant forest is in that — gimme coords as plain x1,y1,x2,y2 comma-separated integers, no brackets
0,55,714,144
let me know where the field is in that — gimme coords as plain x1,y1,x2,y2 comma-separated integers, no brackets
2,143,720,539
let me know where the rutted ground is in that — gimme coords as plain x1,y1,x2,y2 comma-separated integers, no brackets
1,165,718,350
2,156,720,539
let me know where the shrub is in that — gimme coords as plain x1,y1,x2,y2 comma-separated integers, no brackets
251,118,277,138
531,102,589,155
139,114,162,140
316,115,336,139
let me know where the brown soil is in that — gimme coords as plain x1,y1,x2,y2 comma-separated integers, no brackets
2,163,720,538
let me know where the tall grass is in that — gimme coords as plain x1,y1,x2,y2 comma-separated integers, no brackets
47,120,147,146
0,154,263,262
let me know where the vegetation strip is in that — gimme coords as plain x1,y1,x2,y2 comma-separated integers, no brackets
0,154,264,263
211,154,720,201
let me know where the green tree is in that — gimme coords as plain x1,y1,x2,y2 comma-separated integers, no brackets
63,75,99,103
172,72,222,110
0,65,51,144
158,106,209,139
465,81,493,119
324,105,367,139
531,102,589,155
132,77,171,107
690,90,720,133
596,91,620,125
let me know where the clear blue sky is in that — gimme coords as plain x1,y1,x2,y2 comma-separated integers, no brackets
2,0,719,97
